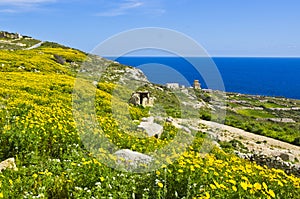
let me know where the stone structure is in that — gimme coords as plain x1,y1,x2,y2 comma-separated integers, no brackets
0,31,22,39
129,91,154,107
193,80,201,89
166,83,179,89
235,152,300,177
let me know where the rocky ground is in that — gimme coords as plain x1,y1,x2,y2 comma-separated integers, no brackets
171,117,300,176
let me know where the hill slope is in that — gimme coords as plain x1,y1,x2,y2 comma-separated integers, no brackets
0,31,299,198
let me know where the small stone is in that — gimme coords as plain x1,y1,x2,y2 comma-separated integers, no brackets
92,81,98,86
166,117,173,123
141,116,154,123
280,153,295,162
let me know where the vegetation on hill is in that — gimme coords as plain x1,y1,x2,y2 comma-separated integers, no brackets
0,35,299,198
0,31,41,50
196,90,300,146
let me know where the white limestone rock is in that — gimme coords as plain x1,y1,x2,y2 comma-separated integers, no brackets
0,158,17,172
114,149,153,169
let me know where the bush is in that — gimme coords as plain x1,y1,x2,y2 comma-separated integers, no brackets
292,137,300,146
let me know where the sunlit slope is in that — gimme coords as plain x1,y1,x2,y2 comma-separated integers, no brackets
0,42,299,198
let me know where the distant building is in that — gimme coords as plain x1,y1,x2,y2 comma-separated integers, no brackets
166,83,179,89
193,80,201,89
0,31,22,39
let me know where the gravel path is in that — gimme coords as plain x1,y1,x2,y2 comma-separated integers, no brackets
175,118,300,161
26,41,44,50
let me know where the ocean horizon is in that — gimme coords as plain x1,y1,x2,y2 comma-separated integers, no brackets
107,57,300,100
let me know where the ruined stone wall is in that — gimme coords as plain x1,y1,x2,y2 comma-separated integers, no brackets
236,152,300,177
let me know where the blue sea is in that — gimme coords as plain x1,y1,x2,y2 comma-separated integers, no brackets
110,57,300,100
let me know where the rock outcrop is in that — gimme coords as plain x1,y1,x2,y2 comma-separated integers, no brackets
235,152,300,177
0,158,17,172
138,117,163,137
114,149,152,170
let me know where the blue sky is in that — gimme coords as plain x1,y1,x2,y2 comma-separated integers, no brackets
0,0,299,57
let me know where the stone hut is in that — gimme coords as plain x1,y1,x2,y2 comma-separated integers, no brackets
129,91,154,107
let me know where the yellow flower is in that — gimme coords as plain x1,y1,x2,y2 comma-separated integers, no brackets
190,166,195,172
100,177,105,182
268,189,275,198
161,164,167,168
219,184,227,189
156,171,161,176
254,183,261,190
204,192,210,198
0,192,3,198
157,182,163,188
32,174,38,178
209,184,217,190
240,181,248,191
194,164,201,169
228,179,236,185
232,186,237,192
213,180,221,189
241,176,249,181
262,182,268,190
178,169,184,173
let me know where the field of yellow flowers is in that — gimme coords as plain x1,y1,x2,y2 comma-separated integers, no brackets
0,46,299,198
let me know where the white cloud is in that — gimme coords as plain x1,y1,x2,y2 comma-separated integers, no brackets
0,0,56,5
95,0,145,17
0,9,18,13
0,0,56,13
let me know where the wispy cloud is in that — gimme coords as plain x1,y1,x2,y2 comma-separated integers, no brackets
96,0,144,17
0,0,56,13
0,0,56,6
95,0,166,17
0,9,18,13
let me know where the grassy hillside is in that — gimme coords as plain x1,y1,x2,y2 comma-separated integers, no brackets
0,31,41,50
196,90,300,145
0,39,299,198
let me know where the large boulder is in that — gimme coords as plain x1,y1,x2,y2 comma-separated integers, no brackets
138,117,163,137
138,122,163,137
114,149,153,170
0,158,17,172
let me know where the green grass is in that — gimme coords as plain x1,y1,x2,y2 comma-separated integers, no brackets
0,44,300,198
260,102,286,109
237,109,275,118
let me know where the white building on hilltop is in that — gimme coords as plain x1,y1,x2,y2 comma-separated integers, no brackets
166,83,180,89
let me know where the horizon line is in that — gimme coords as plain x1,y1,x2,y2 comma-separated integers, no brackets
104,55,300,58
